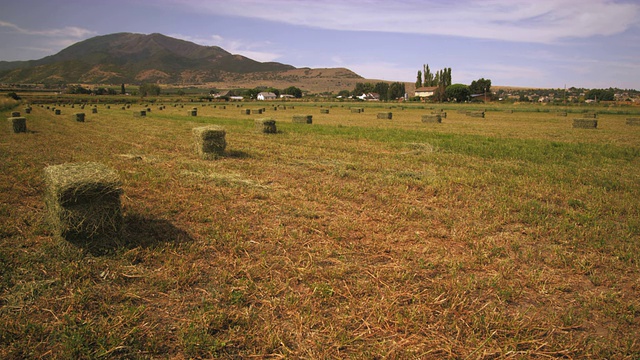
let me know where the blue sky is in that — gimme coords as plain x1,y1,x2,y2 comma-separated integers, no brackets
1,0,639,89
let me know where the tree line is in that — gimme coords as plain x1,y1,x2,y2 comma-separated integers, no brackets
414,64,494,102
344,81,406,101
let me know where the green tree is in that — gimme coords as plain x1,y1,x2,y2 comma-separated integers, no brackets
6,92,21,100
374,82,390,101
416,70,422,88
337,89,351,98
469,78,491,95
585,89,614,101
387,82,406,100
139,83,161,97
445,84,470,102
353,82,375,96
121,83,126,95
283,86,302,98
423,64,435,86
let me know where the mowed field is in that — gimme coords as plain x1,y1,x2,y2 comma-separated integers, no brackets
1,99,639,358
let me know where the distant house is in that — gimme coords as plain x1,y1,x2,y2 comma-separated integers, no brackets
357,93,380,101
257,92,277,101
414,86,438,98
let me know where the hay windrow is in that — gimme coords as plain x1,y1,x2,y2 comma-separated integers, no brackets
44,162,123,240
181,170,269,189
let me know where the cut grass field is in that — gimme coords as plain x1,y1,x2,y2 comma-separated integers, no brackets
1,100,639,358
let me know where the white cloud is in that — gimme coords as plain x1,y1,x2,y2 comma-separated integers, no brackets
167,0,640,44
0,21,95,38
169,33,283,62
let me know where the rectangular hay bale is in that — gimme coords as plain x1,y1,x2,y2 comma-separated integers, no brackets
44,162,123,241
466,111,485,118
377,112,392,120
573,118,598,129
421,114,442,123
193,125,227,159
255,118,277,133
626,118,640,126
9,117,27,133
292,115,312,124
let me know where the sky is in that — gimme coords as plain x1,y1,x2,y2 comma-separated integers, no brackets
1,0,639,89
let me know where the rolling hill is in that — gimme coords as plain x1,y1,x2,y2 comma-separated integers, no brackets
0,32,363,89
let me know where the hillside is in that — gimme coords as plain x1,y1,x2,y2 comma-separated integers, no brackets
0,32,362,88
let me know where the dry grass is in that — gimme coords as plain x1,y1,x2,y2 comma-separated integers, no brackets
1,101,639,358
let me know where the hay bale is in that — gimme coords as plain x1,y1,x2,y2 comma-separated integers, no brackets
9,117,27,133
573,119,598,129
11,111,20,117
189,109,197,116
558,111,567,117
251,109,263,114
74,113,85,122
255,118,277,134
626,118,640,126
133,110,146,117
466,111,485,118
241,109,251,115
377,112,392,120
292,115,312,124
92,108,98,114
44,162,123,241
421,114,442,123
320,109,329,114
55,109,61,115
351,108,363,113
24,107,32,114
193,125,226,159
583,112,597,118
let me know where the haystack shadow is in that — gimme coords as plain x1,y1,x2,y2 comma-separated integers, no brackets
64,213,194,256
122,213,194,248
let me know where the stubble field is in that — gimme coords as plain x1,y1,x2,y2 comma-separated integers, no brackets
1,99,639,358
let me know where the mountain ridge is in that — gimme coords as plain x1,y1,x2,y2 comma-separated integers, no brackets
0,32,363,88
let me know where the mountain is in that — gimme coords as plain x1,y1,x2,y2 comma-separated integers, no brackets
0,32,361,87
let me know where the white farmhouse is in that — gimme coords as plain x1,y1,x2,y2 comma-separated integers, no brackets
257,92,277,101
414,86,438,98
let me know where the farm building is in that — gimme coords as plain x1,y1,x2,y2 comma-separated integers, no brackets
257,92,277,101
414,86,438,98
357,93,380,101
